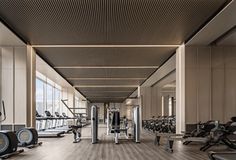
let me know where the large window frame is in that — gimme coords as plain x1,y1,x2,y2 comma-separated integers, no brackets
36,78,46,116
36,72,63,117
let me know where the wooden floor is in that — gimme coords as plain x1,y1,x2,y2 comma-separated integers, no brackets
8,125,229,160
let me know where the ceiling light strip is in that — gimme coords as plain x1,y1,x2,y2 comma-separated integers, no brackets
54,66,158,69
80,91,132,93
86,97,126,99
74,85,138,88
68,78,146,80
32,45,180,48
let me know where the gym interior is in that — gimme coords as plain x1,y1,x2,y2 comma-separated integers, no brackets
0,0,236,160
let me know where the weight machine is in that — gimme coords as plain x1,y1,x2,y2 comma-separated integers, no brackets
91,103,141,144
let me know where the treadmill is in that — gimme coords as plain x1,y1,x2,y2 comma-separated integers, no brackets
54,112,72,133
36,111,65,138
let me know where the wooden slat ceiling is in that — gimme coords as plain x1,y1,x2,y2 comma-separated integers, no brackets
0,0,229,102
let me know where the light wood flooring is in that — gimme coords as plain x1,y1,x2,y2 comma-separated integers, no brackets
8,125,231,160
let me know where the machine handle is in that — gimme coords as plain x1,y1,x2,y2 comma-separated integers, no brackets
0,100,6,122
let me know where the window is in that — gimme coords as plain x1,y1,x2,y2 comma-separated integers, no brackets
36,78,45,116
168,97,173,116
46,83,53,114
54,88,61,114
36,72,63,116
78,100,86,114
75,96,79,108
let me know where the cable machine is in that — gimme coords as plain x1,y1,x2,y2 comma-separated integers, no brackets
91,99,141,144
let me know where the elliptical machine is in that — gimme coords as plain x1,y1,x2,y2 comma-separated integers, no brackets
0,101,24,159
0,100,42,159
16,127,42,149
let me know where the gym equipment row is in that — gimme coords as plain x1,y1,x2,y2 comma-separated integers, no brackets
143,115,179,152
143,115,236,156
35,98,89,143
0,101,42,159
36,111,65,138
44,111,72,133
183,117,236,151
143,115,176,133
91,105,140,144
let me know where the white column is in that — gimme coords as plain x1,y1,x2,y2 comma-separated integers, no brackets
137,86,142,131
26,46,36,127
176,44,185,133
106,104,110,135
14,47,27,125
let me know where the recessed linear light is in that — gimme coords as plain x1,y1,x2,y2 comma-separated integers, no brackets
87,97,126,99
68,78,146,80
74,85,138,88
54,66,159,69
80,91,132,93
32,44,180,48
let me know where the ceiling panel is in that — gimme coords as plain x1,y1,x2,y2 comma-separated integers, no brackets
57,68,156,78
35,47,175,66
70,79,144,86
0,0,228,102
83,92,131,97
0,0,227,45
35,47,172,101
88,98,125,103
77,87,136,92
78,87,135,102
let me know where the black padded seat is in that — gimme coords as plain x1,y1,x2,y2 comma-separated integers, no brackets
111,112,120,133
209,152,236,160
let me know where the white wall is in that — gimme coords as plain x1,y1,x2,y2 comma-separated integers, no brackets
1,47,14,124
14,47,27,124
0,46,27,126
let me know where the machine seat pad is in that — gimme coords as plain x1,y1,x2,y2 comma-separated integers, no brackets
213,154,236,160
70,125,82,129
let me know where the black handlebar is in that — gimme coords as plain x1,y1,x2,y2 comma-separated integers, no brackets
0,100,6,122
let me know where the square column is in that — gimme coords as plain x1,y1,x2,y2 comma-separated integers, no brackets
176,44,185,133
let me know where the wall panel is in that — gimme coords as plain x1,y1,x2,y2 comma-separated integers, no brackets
14,47,27,124
197,47,211,122
185,47,197,123
1,47,14,124
186,46,236,124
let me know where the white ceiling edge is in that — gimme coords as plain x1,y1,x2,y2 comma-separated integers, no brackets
141,54,176,87
0,22,25,46
36,54,86,100
187,0,236,45
217,30,236,45
129,89,138,98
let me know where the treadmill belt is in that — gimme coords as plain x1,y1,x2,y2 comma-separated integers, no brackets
38,131,64,138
